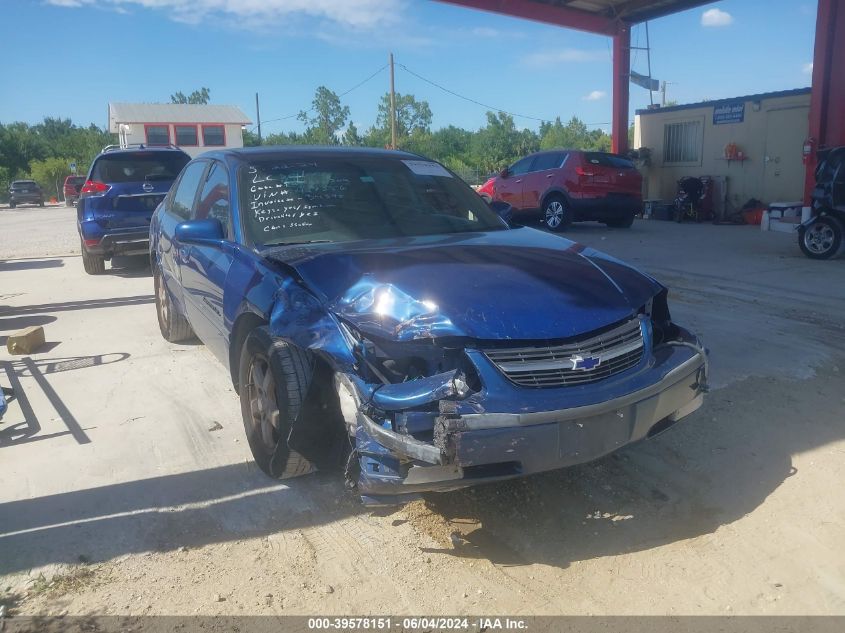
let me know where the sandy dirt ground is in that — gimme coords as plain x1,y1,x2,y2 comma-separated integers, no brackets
1,214,844,618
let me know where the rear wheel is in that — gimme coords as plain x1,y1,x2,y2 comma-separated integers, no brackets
238,327,315,479
798,215,843,260
65,198,72,207
81,238,105,275
9,202,15,209
543,195,572,232
605,211,635,228
154,269,194,341
39,199,44,207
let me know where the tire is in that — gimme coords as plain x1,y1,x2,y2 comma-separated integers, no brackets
65,199,72,207
238,326,315,479
154,269,194,341
9,202,15,209
543,195,572,232
81,238,106,275
798,215,844,260
39,199,44,207
605,211,635,228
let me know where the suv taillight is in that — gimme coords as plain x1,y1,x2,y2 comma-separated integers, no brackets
575,166,595,177
81,180,110,194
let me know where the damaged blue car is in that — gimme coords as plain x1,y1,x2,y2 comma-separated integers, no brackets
150,147,708,504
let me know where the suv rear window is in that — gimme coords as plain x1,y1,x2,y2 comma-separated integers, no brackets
66,176,85,185
11,180,37,188
583,152,636,169
91,152,190,183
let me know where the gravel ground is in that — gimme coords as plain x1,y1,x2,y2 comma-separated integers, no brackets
0,202,80,258
1,215,844,618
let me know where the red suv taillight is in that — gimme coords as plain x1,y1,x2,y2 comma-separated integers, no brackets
575,166,595,177
81,180,110,194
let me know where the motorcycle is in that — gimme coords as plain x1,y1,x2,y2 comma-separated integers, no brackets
798,146,845,260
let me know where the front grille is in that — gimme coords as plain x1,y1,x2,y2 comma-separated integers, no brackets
482,317,645,388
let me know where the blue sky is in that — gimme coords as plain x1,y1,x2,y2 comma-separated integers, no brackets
0,0,817,135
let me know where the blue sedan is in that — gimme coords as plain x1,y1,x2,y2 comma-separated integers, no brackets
150,147,708,504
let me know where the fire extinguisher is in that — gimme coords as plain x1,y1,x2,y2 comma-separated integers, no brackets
802,137,815,165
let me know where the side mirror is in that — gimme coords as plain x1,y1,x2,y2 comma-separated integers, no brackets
175,218,225,245
499,167,509,179
489,200,513,224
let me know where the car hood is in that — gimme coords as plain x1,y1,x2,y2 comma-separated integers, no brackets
264,227,663,341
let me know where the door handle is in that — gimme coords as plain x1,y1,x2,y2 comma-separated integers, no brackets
546,174,554,178
515,179,522,183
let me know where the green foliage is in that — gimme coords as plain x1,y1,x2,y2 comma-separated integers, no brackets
342,122,362,146
374,93,433,141
538,116,611,152
170,88,211,104
297,86,350,145
29,156,76,200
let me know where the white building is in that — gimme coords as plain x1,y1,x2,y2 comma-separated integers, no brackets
108,103,252,157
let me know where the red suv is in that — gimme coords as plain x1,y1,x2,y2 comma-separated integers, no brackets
63,175,86,206
477,150,643,230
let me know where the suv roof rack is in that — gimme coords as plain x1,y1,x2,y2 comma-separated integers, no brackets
101,143,182,153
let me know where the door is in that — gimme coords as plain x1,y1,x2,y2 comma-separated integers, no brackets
522,152,566,209
179,161,234,363
497,155,535,210
763,107,809,202
160,160,208,322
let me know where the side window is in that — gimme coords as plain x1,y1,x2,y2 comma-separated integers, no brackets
170,161,207,220
533,152,564,171
195,162,231,237
509,156,534,176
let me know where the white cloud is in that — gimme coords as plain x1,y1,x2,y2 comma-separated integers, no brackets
701,8,733,27
45,0,402,29
521,49,605,68
471,26,500,38
583,90,606,101
802,62,814,75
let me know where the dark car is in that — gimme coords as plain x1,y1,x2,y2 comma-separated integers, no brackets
150,146,707,505
798,146,845,259
477,150,643,230
8,180,45,208
77,145,191,274
63,175,86,206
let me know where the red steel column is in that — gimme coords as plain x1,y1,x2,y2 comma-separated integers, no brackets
804,0,841,202
612,25,631,155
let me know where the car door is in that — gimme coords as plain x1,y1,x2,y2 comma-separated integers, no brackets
179,160,235,364
522,152,565,209
158,160,209,322
497,155,535,210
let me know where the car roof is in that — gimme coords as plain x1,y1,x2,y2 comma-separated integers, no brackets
12,179,36,183
97,145,190,158
203,145,424,164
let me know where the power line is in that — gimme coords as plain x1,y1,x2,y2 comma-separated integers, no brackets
248,63,388,132
396,62,609,128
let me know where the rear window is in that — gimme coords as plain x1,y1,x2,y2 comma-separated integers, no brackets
583,152,636,169
11,180,37,188
91,152,191,184
66,176,85,185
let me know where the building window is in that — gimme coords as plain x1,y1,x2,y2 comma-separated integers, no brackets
145,125,170,146
663,120,702,164
202,125,225,147
175,125,198,146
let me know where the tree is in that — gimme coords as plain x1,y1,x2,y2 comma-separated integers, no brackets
170,88,211,105
297,86,349,145
375,93,433,141
470,112,539,174
29,156,74,201
342,122,362,146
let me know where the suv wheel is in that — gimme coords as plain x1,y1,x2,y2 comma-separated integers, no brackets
543,195,572,232
154,269,194,341
605,212,635,228
9,202,15,209
238,327,315,479
81,238,106,275
798,215,844,260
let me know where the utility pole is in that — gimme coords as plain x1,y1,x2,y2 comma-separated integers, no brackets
661,81,667,107
255,92,262,144
389,52,397,150
645,22,654,107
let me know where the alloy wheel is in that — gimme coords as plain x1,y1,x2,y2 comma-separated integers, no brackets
247,357,279,455
804,222,835,255
545,200,565,229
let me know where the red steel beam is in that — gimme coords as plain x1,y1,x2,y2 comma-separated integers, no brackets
435,0,620,35
611,25,631,154
804,0,838,203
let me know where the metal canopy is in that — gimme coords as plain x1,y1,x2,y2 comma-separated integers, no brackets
437,0,716,34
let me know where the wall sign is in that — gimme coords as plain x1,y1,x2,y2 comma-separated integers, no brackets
713,102,745,125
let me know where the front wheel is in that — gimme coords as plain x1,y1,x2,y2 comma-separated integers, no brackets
238,327,315,479
798,215,844,260
154,269,194,341
543,196,572,232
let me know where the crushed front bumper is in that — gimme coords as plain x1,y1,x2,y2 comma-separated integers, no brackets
351,331,707,500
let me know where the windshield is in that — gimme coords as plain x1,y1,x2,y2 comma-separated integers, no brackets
91,152,190,183
240,157,507,247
